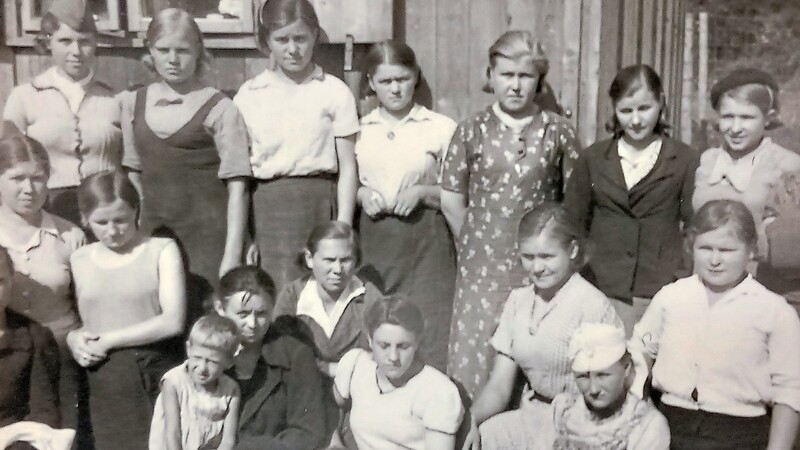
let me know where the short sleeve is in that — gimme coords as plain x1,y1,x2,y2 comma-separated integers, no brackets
420,372,464,435
489,291,520,357
439,122,470,194
204,97,253,179
117,90,140,171
331,80,359,138
334,348,367,399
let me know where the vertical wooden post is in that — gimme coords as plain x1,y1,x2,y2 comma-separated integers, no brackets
680,12,693,144
697,11,708,121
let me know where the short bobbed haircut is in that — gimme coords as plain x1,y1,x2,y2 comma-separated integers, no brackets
142,8,210,78
366,295,425,341
257,0,320,53
517,202,589,270
484,30,549,94
687,199,758,250
0,132,51,178
34,12,97,54
218,265,277,308
362,40,421,96
606,64,671,137
77,170,140,219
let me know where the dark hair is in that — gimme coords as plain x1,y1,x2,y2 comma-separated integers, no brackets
687,200,757,250
517,202,589,270
142,8,210,78
606,64,671,138
257,0,320,53
0,133,51,177
366,295,424,340
188,314,240,356
362,40,421,96
306,220,358,255
77,171,140,219
218,265,277,308
34,12,97,54
717,84,781,130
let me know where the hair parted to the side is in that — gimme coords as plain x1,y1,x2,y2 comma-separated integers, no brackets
606,64,671,137
483,30,549,94
77,170,140,220
303,220,359,261
0,130,51,178
517,202,590,270
218,265,277,308
141,8,211,78
717,84,782,130
686,199,758,251
188,314,241,357
361,40,421,97
365,295,425,340
34,12,97,54
256,0,320,54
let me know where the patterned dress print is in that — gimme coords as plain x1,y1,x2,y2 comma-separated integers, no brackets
440,106,581,398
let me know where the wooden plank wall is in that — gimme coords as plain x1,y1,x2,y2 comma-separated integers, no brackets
4,0,687,144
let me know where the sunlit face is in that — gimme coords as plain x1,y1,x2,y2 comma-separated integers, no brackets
614,85,661,143
149,29,200,85
215,291,272,345
0,256,13,311
267,20,316,76
488,56,539,118
518,228,577,298
85,199,139,252
717,95,768,155
185,342,233,389
49,23,96,81
370,323,418,381
693,223,753,292
0,162,48,218
369,63,417,115
304,238,356,299
574,358,630,414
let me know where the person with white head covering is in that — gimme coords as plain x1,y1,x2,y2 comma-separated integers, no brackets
549,323,670,450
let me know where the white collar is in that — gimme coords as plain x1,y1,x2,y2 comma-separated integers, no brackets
492,102,534,133
361,103,433,126
246,64,325,90
296,278,366,338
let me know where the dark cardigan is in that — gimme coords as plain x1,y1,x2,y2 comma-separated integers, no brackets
563,136,699,299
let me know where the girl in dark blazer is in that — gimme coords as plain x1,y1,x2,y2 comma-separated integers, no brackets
564,64,698,335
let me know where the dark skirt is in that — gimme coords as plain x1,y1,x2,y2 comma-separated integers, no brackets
86,342,180,450
252,175,337,293
358,206,456,372
659,403,769,450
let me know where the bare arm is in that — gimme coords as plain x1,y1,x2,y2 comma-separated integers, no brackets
335,135,358,225
218,393,240,450
220,177,249,277
441,190,467,239
96,241,186,351
161,379,183,450
768,404,800,450
471,353,518,425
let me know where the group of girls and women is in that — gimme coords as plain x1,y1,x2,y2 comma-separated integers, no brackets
2,0,800,449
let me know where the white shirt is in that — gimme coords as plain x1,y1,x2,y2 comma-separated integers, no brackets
295,279,365,338
49,67,93,113
617,138,662,190
630,275,800,417
356,104,456,205
233,65,359,180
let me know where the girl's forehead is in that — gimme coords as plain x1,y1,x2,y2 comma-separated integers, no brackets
153,26,200,47
225,291,271,310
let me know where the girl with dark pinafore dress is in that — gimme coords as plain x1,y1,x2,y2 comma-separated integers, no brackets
120,9,251,320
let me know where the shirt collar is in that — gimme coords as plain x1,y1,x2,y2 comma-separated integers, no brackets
247,64,325,90
361,103,432,126
296,278,365,316
617,138,662,164
707,138,771,192
690,273,761,304
39,212,61,238
32,66,101,91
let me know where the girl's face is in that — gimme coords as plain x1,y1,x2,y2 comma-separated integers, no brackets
574,359,630,414
215,291,272,346
717,95,768,154
614,85,661,143
0,256,12,311
149,29,200,85
50,23,96,81
85,198,139,252
370,323,419,381
518,228,577,298
0,162,48,218
693,223,753,292
488,56,539,118
267,19,316,76
304,238,356,298
185,342,233,389
369,63,417,115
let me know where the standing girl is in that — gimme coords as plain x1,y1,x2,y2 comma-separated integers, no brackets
440,30,581,398
0,124,86,435
3,0,122,224
149,314,241,450
234,0,359,292
355,40,456,371
121,8,251,316
563,64,698,334
465,203,621,450
631,199,800,449
67,170,186,450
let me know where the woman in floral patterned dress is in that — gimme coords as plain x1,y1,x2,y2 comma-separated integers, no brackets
440,31,581,398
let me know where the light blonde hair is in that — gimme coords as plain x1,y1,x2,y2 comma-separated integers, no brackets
141,8,211,78
484,30,549,94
